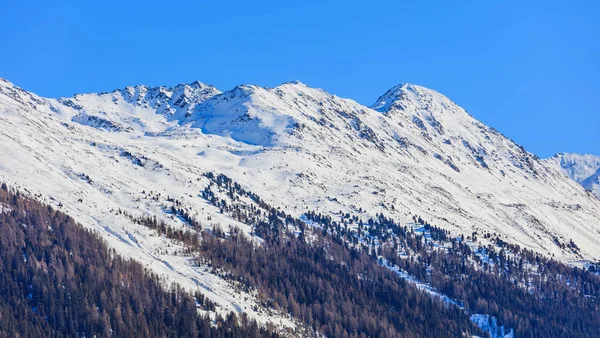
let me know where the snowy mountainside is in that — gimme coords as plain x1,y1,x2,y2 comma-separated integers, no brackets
0,78,299,330
1,76,600,269
546,153,600,199
58,81,222,133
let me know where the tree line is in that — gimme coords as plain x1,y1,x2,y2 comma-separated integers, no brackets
0,184,282,338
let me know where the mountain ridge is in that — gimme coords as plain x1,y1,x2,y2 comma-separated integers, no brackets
0,76,599,265
2,75,600,333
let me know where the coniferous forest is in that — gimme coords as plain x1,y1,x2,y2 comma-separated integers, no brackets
193,173,600,338
0,185,279,338
3,173,600,337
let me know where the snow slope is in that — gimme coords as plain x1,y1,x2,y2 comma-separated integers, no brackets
546,153,600,199
0,78,299,331
1,76,600,284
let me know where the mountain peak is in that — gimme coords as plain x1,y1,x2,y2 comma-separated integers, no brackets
56,80,222,130
279,80,306,87
187,80,208,89
370,83,424,112
371,82,466,122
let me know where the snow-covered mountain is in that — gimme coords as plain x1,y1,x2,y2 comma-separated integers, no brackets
546,153,600,199
1,76,600,324
59,81,222,132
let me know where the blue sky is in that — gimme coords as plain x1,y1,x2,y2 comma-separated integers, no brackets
0,0,598,157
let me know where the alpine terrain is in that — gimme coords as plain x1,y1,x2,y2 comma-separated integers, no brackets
545,153,600,199
1,77,600,337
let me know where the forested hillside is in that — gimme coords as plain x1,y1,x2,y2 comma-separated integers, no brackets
0,184,280,338
197,173,600,338
168,173,600,338
4,165,600,338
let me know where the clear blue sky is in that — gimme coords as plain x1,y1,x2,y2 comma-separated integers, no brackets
1,1,598,157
